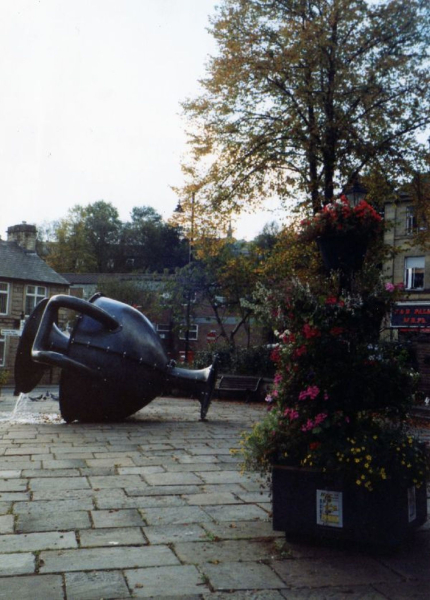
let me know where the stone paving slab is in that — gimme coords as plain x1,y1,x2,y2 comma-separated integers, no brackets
13,497,95,514
0,530,77,552
271,557,402,588
0,574,64,600
0,552,35,576
0,514,13,534
16,510,92,533
64,570,130,600
39,544,179,573
201,561,285,591
203,593,284,600
140,505,214,526
174,539,278,565
79,526,147,548
143,523,208,545
125,564,207,597
91,508,145,528
280,588,386,599
0,390,429,599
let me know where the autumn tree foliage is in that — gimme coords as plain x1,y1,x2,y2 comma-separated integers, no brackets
181,0,430,216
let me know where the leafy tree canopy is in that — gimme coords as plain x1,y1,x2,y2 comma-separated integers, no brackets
42,201,188,273
180,0,430,216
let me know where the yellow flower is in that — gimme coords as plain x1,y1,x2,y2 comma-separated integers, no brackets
356,480,362,485
366,455,372,461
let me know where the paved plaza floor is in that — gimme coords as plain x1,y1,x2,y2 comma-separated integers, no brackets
0,388,429,599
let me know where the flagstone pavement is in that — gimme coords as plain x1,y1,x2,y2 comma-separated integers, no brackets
0,387,429,599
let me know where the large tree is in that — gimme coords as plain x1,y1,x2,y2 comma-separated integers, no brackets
181,0,430,215
45,205,98,273
121,206,188,271
84,201,122,272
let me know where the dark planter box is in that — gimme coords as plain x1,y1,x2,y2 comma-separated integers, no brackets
272,465,427,546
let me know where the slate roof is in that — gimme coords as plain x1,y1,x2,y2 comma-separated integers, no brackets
0,240,70,286
61,273,170,285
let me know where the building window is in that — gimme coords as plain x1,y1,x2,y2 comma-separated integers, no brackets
156,324,172,340
404,257,425,290
0,335,5,366
405,205,427,234
179,324,198,341
0,283,9,315
25,285,47,316
405,206,417,235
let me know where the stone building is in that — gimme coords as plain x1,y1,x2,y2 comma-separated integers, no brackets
384,195,430,395
0,223,69,385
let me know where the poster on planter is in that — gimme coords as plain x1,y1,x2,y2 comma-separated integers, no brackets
316,490,343,528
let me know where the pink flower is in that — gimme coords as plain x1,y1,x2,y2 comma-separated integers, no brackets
385,282,395,292
284,407,299,420
299,385,320,401
300,412,328,432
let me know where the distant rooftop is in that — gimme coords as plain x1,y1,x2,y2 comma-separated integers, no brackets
0,240,70,286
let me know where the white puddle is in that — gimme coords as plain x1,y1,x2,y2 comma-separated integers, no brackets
0,393,64,424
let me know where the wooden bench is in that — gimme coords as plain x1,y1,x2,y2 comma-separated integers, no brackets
216,375,263,403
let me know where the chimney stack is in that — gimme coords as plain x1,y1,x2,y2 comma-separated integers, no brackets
7,222,37,253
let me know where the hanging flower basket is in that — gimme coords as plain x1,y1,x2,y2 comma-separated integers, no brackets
299,197,382,249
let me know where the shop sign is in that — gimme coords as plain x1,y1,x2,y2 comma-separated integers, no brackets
391,303,430,328
1,329,21,337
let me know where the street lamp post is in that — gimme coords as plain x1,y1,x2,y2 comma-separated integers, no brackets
344,180,367,207
174,193,196,363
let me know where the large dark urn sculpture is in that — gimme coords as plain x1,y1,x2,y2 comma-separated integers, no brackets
15,294,217,422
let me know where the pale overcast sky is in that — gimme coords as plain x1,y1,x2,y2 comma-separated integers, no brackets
0,0,280,241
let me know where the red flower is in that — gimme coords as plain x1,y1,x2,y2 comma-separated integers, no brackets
330,326,344,336
271,347,281,363
293,344,307,359
303,324,320,339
